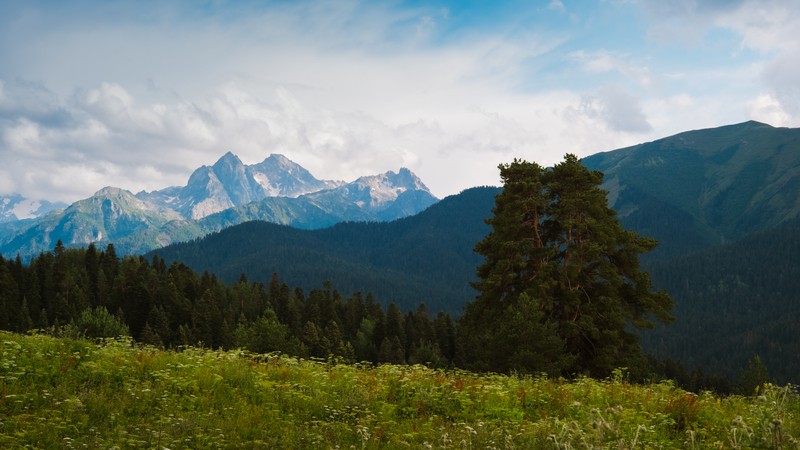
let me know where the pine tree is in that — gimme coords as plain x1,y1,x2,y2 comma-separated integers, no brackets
461,155,673,377
737,355,772,395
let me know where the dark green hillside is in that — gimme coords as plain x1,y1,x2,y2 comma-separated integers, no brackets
148,121,800,382
150,187,499,313
583,121,800,258
643,218,800,384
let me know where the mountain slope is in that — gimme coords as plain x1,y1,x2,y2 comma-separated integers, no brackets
0,187,183,257
583,120,800,258
150,186,499,313
644,218,800,384
248,153,341,197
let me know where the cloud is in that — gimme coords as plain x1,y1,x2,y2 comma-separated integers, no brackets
570,50,654,87
723,1,800,123
746,94,793,127
0,78,469,201
638,0,800,124
567,86,652,134
0,79,72,126
640,0,747,43
547,0,566,13
763,53,800,117
0,1,588,202
1,0,796,204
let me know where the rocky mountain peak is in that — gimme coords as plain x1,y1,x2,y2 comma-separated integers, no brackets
213,151,246,172
93,186,130,198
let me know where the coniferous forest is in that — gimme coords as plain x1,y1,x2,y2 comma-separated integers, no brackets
0,154,768,395
0,239,757,394
0,241,459,368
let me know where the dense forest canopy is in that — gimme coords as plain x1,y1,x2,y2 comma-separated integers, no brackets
0,239,746,392
0,241,458,367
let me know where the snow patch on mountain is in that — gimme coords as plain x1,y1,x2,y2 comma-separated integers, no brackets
1,193,66,222
1,150,439,260
348,168,432,208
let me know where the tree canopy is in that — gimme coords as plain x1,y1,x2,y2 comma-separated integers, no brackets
460,154,673,377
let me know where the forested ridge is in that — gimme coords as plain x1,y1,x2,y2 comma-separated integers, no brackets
645,218,800,384
150,185,800,386
145,121,800,387
150,186,499,314
0,238,754,394
0,242,459,367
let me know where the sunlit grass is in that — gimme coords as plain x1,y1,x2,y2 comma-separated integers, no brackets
1,330,798,448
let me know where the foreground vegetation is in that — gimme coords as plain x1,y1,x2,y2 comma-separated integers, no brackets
2,331,798,449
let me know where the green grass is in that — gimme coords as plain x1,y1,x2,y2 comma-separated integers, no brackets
1,331,798,449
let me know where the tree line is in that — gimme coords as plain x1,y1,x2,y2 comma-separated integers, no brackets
0,241,457,367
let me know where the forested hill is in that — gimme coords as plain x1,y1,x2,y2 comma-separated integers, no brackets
582,120,800,259
644,218,800,384
147,121,800,384
150,186,500,314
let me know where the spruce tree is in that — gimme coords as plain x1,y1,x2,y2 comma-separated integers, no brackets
461,155,673,377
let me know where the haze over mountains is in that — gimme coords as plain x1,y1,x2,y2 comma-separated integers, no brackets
0,153,438,259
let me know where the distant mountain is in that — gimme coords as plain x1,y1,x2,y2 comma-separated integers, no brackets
249,153,342,198
303,168,436,221
149,186,499,313
0,153,438,259
582,120,800,258
0,193,66,223
0,187,185,258
137,152,343,220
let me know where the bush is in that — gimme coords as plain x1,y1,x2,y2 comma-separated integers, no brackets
72,306,130,339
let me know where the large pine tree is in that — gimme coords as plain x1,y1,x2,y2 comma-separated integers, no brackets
460,155,673,377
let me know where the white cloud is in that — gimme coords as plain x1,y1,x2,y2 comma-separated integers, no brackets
547,0,566,13
639,0,800,125
567,86,652,134
746,94,793,127
640,0,747,44
0,0,797,204
415,15,437,41
570,50,654,87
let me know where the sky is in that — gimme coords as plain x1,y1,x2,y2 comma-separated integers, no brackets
1,0,799,203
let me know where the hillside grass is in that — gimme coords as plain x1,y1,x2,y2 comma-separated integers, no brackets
1,331,798,449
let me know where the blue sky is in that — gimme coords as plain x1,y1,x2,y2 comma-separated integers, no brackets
1,0,798,202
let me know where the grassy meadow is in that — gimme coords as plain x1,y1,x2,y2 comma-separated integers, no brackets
1,330,798,449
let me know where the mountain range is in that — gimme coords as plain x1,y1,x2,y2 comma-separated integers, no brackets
0,153,438,259
0,193,66,223
151,120,800,383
